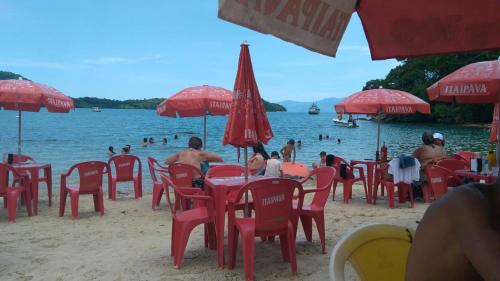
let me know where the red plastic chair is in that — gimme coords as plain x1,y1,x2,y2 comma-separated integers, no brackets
424,165,462,201
436,159,468,187
8,154,52,208
160,174,216,269
373,164,414,208
147,157,169,209
108,155,142,200
0,163,32,223
331,156,367,203
293,166,335,254
59,161,110,219
227,178,304,281
168,163,204,209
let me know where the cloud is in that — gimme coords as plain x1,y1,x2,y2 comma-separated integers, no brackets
1,59,67,69
337,45,370,52
83,54,166,65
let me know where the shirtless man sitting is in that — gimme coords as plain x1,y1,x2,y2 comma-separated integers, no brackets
165,136,223,182
406,182,500,281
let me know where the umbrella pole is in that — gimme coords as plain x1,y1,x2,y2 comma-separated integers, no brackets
18,110,22,157
376,113,381,161
497,100,500,175
244,147,249,217
203,114,207,150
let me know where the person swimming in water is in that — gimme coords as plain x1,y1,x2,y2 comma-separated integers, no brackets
163,138,168,145
108,146,116,157
143,138,148,147
280,139,296,164
149,137,154,144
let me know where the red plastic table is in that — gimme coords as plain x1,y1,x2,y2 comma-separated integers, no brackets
204,176,261,269
454,169,498,184
350,159,378,204
11,162,52,215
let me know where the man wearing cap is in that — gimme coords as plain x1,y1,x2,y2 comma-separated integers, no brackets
433,132,445,147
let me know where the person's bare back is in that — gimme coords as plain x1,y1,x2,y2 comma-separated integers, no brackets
164,137,222,177
406,183,500,281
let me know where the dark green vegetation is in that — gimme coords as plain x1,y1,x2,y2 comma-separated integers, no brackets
0,71,286,112
364,51,500,123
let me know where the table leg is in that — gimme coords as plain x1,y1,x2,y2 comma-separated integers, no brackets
366,164,374,204
30,169,39,215
213,187,226,269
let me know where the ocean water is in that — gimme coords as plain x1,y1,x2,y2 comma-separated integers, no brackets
0,109,491,189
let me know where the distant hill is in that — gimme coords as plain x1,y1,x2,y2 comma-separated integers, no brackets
0,71,28,80
73,96,286,112
278,97,344,112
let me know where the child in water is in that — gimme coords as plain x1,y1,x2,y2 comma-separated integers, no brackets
280,139,296,164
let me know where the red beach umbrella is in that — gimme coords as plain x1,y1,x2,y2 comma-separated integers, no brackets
223,41,274,213
0,78,74,156
218,0,500,59
156,85,232,149
490,104,498,144
427,59,500,166
335,88,431,159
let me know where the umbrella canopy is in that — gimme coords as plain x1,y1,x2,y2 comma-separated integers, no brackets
223,42,273,148
218,0,500,59
426,59,500,167
0,79,74,156
427,60,500,104
490,104,498,143
335,89,431,115
156,85,232,117
335,88,431,160
0,79,74,112
156,85,233,149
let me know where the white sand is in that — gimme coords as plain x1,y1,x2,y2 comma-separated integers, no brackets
0,183,428,281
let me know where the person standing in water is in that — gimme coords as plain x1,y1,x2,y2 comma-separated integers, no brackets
280,139,296,164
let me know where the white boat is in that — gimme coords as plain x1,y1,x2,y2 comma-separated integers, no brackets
308,102,320,115
333,114,358,128
91,107,101,112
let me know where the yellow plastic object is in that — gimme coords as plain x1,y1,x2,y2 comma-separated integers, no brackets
329,224,415,281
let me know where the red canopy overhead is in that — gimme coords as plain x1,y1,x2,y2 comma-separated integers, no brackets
335,89,431,115
427,60,500,104
218,0,500,60
357,0,500,60
0,79,74,112
223,42,273,148
156,85,232,117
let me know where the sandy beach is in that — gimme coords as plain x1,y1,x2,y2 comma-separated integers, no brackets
0,182,428,281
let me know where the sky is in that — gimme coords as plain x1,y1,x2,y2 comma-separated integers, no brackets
0,0,399,102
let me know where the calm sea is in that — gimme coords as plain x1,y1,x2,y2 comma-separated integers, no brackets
0,109,490,189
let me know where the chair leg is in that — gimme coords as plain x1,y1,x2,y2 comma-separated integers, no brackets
7,191,19,223
279,234,290,262
287,227,298,275
152,185,161,209
93,194,99,211
98,190,104,215
387,184,395,209
241,231,255,281
32,183,39,215
300,215,313,242
343,182,352,204
228,225,239,269
332,181,338,201
69,193,80,220
47,169,52,207
171,220,176,257
59,189,67,217
313,213,326,254
173,222,196,269
23,188,33,216
409,185,415,208
109,179,116,200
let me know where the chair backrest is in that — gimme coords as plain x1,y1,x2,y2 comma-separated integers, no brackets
311,166,336,208
66,161,108,193
108,155,141,181
0,163,26,191
205,164,244,178
424,165,452,199
452,151,474,164
333,156,353,180
168,163,202,187
237,178,304,233
436,159,468,172
147,157,167,183
9,154,35,164
329,224,415,281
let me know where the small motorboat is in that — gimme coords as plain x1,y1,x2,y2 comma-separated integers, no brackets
91,107,101,112
333,114,358,128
